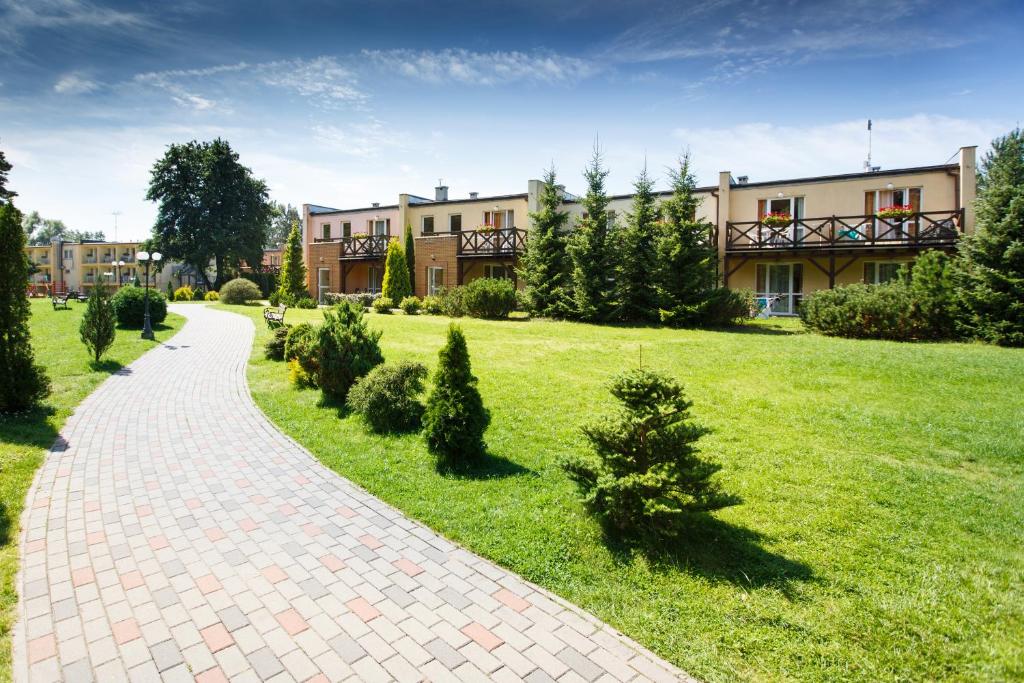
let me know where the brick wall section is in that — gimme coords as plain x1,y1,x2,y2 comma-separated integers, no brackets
306,242,341,297
413,235,459,297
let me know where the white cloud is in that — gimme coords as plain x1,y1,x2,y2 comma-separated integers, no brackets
363,48,599,85
256,57,365,103
0,0,149,46
54,72,99,94
311,120,409,158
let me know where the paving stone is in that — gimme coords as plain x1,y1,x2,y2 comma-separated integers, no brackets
10,304,690,683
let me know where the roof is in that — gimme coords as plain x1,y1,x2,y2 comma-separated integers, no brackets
407,192,528,208
308,203,399,216
730,163,958,189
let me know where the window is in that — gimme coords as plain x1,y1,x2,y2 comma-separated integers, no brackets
607,210,617,229
755,263,803,315
757,196,805,242
483,209,514,229
483,264,509,279
427,266,445,295
321,223,331,240
864,262,905,284
342,222,352,237
449,214,462,232
368,266,383,294
371,219,388,236
422,216,435,234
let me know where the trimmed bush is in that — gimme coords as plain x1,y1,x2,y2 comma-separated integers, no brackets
800,282,914,340
399,296,421,315
110,286,168,327
372,296,394,314
80,286,116,362
219,277,263,305
191,287,206,301
317,301,384,401
204,290,219,301
423,324,490,467
173,285,194,301
347,361,428,433
284,322,320,386
422,295,443,315
463,277,516,319
295,297,317,309
561,368,737,539
264,325,290,361
324,292,378,308
268,290,283,306
438,286,467,317
288,358,315,388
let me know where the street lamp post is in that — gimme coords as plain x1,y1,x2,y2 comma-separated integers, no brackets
114,259,125,288
137,250,163,340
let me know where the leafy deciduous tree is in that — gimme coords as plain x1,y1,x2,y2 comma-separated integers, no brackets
146,138,271,289
0,142,15,205
267,203,301,248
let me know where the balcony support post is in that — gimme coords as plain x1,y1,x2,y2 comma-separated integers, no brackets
828,253,836,288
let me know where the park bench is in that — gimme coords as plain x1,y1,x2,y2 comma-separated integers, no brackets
51,293,70,310
264,304,287,328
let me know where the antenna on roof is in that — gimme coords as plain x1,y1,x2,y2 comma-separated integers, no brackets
111,210,121,242
863,119,880,172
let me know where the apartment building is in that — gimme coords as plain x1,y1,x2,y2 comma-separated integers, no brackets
25,239,176,295
303,145,976,314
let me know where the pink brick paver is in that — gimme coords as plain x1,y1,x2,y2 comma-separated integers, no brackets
12,304,690,682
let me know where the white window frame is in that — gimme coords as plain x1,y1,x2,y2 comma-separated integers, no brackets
368,265,383,294
483,264,509,279
427,266,444,296
317,267,330,303
756,262,803,316
483,209,514,230
864,261,908,285
372,219,387,236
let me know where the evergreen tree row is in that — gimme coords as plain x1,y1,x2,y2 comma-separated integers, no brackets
519,145,742,326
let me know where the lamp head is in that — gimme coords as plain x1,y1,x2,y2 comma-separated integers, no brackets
137,250,150,261
153,252,162,262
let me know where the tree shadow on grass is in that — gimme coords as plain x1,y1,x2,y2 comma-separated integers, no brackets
0,405,58,450
604,513,813,595
88,359,125,374
435,450,534,480
0,501,10,546
715,323,800,336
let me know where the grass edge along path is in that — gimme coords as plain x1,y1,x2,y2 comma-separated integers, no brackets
0,299,185,682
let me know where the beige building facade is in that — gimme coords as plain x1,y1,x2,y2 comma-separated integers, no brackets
302,145,976,313
25,239,177,296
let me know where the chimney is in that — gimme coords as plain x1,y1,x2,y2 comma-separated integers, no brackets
371,202,380,208
469,192,479,200
435,179,448,202
736,175,749,185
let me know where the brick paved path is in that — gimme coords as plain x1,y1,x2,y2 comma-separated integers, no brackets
14,304,689,682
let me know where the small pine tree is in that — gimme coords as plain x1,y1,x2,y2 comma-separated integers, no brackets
655,153,720,326
519,167,571,317
317,300,383,401
423,324,490,466
166,280,174,299
567,143,616,322
80,285,116,362
381,239,412,302
0,202,51,411
561,368,736,539
613,165,660,322
907,250,958,340
278,221,307,303
957,128,1024,346
404,224,416,296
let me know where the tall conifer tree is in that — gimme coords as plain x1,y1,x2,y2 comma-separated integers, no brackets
519,167,570,317
403,224,416,296
278,221,307,302
381,239,412,302
567,143,615,322
613,165,660,321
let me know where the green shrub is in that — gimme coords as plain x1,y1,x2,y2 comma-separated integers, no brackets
204,290,219,301
166,280,174,299
382,239,412,302
80,286,116,362
295,297,317,309
268,290,283,307
399,296,421,315
347,361,428,433
423,324,490,467
173,285,194,302
372,296,394,314
324,292,378,308
192,287,206,301
263,325,290,361
317,301,384,401
561,368,737,539
463,277,516,319
284,322,320,386
288,358,315,388
422,295,443,315
438,286,467,317
908,250,960,340
219,277,263,305
800,282,914,340
110,286,168,327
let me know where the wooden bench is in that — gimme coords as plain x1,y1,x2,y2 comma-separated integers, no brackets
263,304,287,328
51,293,70,310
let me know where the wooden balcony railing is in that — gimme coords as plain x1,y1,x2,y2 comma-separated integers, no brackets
458,228,527,258
339,234,388,260
725,209,963,252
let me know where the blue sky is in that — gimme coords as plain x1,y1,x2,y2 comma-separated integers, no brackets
1,0,1021,240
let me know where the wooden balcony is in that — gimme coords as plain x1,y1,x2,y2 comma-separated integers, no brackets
338,234,388,260
458,228,527,258
725,210,963,253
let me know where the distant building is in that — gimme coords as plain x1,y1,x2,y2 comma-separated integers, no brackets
24,238,176,295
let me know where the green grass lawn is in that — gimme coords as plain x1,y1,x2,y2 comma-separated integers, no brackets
0,300,184,681
227,303,1023,682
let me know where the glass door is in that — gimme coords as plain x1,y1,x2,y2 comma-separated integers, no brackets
368,266,383,294
372,220,387,236
757,263,803,315
317,268,330,304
